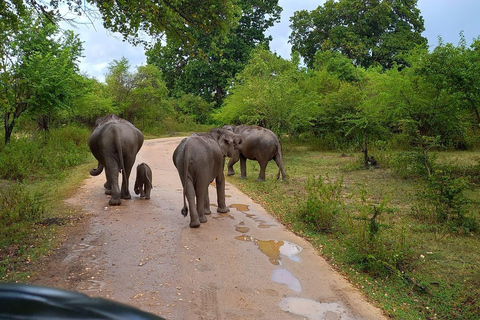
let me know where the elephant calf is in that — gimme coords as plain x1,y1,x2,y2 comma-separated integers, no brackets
173,128,238,228
224,125,286,181
134,163,152,199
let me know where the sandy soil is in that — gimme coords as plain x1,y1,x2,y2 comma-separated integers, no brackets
32,137,387,320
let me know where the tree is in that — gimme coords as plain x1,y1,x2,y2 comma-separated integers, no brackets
416,35,480,127
104,58,170,126
289,0,427,69
216,48,319,135
3,0,239,48
0,10,83,143
146,0,282,107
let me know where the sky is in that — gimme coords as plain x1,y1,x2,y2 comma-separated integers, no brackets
65,0,480,82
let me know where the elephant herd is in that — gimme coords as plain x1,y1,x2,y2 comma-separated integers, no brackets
88,114,286,228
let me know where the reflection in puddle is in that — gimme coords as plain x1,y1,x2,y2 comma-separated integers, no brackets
230,203,250,212
272,269,301,292
280,297,355,320
235,235,302,265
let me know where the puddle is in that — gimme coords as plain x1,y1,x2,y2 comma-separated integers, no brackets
235,235,302,265
218,212,235,219
258,222,276,228
272,269,301,292
279,298,355,320
235,226,250,233
230,203,250,212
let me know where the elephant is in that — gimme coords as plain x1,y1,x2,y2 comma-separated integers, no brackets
89,114,144,205
173,128,239,228
134,163,152,199
224,125,286,181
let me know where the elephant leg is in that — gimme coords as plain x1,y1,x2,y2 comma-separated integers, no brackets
104,181,111,193
121,164,132,200
105,165,121,205
204,191,211,215
257,160,268,182
239,154,247,179
144,184,151,199
186,179,201,228
227,152,239,176
215,173,230,213
195,182,208,224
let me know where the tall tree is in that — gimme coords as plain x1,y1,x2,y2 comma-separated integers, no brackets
3,0,239,48
104,58,170,125
289,0,427,69
146,0,282,107
0,10,82,143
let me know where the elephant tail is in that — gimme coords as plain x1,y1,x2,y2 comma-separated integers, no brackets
181,141,190,218
275,142,287,180
90,162,104,176
115,134,127,182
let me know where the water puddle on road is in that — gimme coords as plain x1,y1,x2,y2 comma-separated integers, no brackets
230,203,250,212
235,235,302,265
279,297,355,320
271,269,301,292
235,221,250,233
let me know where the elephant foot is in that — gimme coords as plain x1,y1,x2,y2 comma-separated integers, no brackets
190,220,201,228
240,176,247,180
121,193,131,200
227,169,235,176
109,198,121,206
217,206,230,213
256,177,266,182
145,196,150,200
200,216,208,223
205,209,212,215
105,189,112,195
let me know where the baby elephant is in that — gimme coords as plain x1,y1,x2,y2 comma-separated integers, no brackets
134,163,152,199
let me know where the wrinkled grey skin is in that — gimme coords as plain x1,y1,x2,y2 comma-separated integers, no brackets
89,114,144,205
173,128,238,228
224,125,286,181
134,163,152,199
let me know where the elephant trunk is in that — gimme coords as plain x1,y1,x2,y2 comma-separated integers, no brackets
90,162,104,176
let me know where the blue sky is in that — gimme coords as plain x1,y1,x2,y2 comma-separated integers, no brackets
68,0,480,82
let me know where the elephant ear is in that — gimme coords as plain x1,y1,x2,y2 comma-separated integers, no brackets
218,135,230,157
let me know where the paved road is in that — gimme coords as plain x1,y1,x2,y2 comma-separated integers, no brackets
33,137,386,320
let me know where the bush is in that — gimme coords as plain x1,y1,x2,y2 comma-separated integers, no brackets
0,183,45,246
0,126,90,180
297,175,343,233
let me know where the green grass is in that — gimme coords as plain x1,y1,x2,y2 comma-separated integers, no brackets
0,125,94,282
226,142,480,319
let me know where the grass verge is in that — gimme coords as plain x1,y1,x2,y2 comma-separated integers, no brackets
226,142,480,319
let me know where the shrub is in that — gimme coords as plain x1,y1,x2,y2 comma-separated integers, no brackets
297,175,343,233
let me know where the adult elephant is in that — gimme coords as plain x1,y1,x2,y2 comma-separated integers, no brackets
89,114,144,205
173,128,238,228
224,125,286,181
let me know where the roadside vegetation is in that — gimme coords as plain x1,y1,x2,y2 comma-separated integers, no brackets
2,1,480,319
227,142,480,319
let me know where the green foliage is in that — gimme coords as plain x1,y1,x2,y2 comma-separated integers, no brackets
216,48,320,134
0,10,83,142
0,183,45,247
104,59,171,127
289,0,427,69
4,1,239,50
297,176,343,233
412,167,477,234
0,126,90,181
146,0,282,107
169,93,216,124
